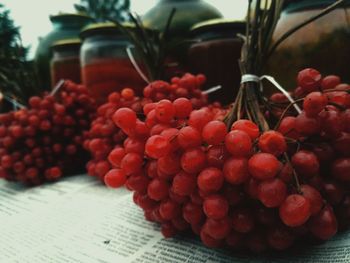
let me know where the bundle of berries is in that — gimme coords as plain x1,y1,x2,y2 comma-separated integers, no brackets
0,81,96,185
103,68,350,252
84,73,209,182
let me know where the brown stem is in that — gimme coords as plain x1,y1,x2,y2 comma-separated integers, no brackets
274,98,304,130
284,153,301,193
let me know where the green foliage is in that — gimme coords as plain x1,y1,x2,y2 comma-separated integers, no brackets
0,4,39,112
74,0,130,22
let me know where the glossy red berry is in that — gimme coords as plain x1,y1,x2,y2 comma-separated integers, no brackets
225,130,252,157
197,167,224,193
203,195,229,219
104,169,127,188
279,194,311,227
248,153,280,181
258,178,287,208
258,131,287,156
202,121,227,145
231,119,260,140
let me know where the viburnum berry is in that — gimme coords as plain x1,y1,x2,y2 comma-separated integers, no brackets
147,178,170,201
291,150,319,177
120,153,143,175
308,205,338,240
321,75,341,90
112,108,137,130
248,153,281,181
203,195,229,219
258,178,287,208
231,119,260,140
159,199,181,220
180,147,206,174
297,68,322,93
173,98,193,119
303,92,328,117
225,130,252,157
202,121,227,145
231,208,255,233
171,171,196,196
300,184,323,215
197,167,224,193
188,108,213,131
104,169,127,188
279,194,311,227
332,158,350,182
223,157,249,185
258,131,287,156
267,225,295,250
145,135,170,159
155,99,175,123
177,126,202,149
182,202,205,224
203,217,231,239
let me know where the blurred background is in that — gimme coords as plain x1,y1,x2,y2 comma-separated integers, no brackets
1,0,248,58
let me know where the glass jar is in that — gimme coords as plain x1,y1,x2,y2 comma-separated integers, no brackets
265,0,350,91
80,23,147,105
50,39,81,87
142,0,222,39
142,0,223,79
188,19,245,105
35,13,92,90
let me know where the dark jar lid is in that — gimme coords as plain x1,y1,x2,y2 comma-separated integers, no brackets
50,13,93,26
190,19,245,41
284,0,350,13
80,22,122,39
51,38,81,52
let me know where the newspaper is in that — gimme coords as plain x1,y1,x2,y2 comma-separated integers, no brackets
1,175,350,263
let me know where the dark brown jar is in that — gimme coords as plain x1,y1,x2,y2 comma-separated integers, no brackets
188,19,245,105
265,0,350,91
50,39,81,87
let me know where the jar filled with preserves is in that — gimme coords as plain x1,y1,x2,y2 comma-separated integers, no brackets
188,19,245,105
80,22,147,105
50,39,81,87
35,13,92,90
265,0,350,90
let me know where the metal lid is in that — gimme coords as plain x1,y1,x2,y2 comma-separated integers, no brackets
80,22,120,39
190,19,245,34
50,13,92,23
52,38,81,48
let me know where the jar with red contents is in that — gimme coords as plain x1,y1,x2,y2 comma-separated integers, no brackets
265,0,350,91
50,39,81,87
80,23,147,105
188,19,245,105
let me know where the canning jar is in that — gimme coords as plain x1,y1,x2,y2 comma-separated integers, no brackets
265,0,350,90
188,19,245,105
35,13,92,90
80,22,146,105
50,39,81,87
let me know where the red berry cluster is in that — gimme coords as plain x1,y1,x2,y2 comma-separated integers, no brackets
84,73,209,182
0,81,96,185
103,68,350,252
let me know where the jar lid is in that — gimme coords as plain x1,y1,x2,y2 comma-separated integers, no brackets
80,22,156,39
51,38,81,51
80,22,121,39
50,13,92,23
190,19,245,35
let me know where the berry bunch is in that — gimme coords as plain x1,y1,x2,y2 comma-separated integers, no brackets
103,68,350,252
0,81,96,185
84,73,209,182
